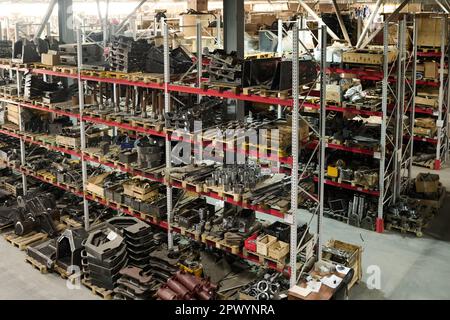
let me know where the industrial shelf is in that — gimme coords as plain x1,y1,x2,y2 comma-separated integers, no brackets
0,157,287,274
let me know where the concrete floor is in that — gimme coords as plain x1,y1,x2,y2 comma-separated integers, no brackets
0,166,449,300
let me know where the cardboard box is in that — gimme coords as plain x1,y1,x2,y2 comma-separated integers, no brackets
417,17,443,48
415,96,438,108
415,173,440,193
41,53,60,66
415,117,436,129
424,61,438,79
326,84,341,105
188,0,208,12
180,13,214,37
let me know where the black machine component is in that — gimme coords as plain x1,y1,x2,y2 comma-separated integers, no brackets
270,59,316,91
206,50,242,85
136,137,165,169
145,45,193,74
113,266,161,300
59,43,103,66
0,40,12,58
165,97,225,132
14,193,60,237
109,36,153,73
56,228,88,270
23,71,60,100
84,227,129,290
174,198,214,231
12,39,40,63
26,238,58,269
240,271,288,300
107,217,158,268
242,58,280,88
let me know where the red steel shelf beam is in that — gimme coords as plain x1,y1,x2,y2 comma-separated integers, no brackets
313,176,380,196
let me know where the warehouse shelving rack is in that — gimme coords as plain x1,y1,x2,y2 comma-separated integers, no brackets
410,14,449,171
0,21,328,287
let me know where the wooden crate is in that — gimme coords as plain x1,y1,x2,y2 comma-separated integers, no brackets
322,239,362,290
256,234,277,256
417,16,443,48
343,47,397,65
415,96,438,108
56,135,81,148
86,172,110,198
123,180,159,201
268,240,289,260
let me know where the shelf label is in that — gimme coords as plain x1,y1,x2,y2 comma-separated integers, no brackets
205,196,224,208
437,120,444,128
373,152,381,159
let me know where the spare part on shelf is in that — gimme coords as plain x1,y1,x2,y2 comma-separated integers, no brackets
156,271,218,300
239,271,288,300
12,40,40,63
136,137,165,169
55,228,88,270
0,40,12,58
83,227,129,290
165,97,225,132
145,45,193,74
59,43,103,66
23,72,60,100
14,193,60,237
270,59,316,91
106,216,158,268
109,36,152,73
242,57,280,88
204,164,265,195
206,49,243,85
174,198,214,231
114,266,161,300
26,238,58,269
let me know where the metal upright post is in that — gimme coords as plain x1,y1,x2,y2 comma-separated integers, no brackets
216,15,222,47
317,26,327,261
17,72,27,195
377,21,389,233
77,28,90,231
436,16,447,170
394,19,406,202
163,19,173,250
289,21,300,289
277,19,283,119
409,17,418,179
196,20,202,104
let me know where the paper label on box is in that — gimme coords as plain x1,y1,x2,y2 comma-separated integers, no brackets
436,120,443,128
107,231,118,241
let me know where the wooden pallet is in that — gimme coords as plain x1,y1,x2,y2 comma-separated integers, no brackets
130,73,164,84
4,232,48,251
342,101,382,112
178,226,202,241
54,263,80,284
82,278,114,300
81,70,106,78
203,185,241,202
53,65,78,75
413,159,435,169
25,256,49,274
60,215,83,229
245,52,275,60
132,119,164,132
201,82,241,94
242,248,286,270
103,71,134,80
418,46,441,53
202,233,240,255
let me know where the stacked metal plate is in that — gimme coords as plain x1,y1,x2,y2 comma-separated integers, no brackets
106,217,158,268
0,40,12,58
109,36,152,73
83,227,129,290
113,266,160,300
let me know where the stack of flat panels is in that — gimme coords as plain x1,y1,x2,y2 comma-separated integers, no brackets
109,36,152,73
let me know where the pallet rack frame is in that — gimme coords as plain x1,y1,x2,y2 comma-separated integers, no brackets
0,20,328,287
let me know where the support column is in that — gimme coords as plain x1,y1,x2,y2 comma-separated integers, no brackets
223,0,245,120
58,0,75,43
